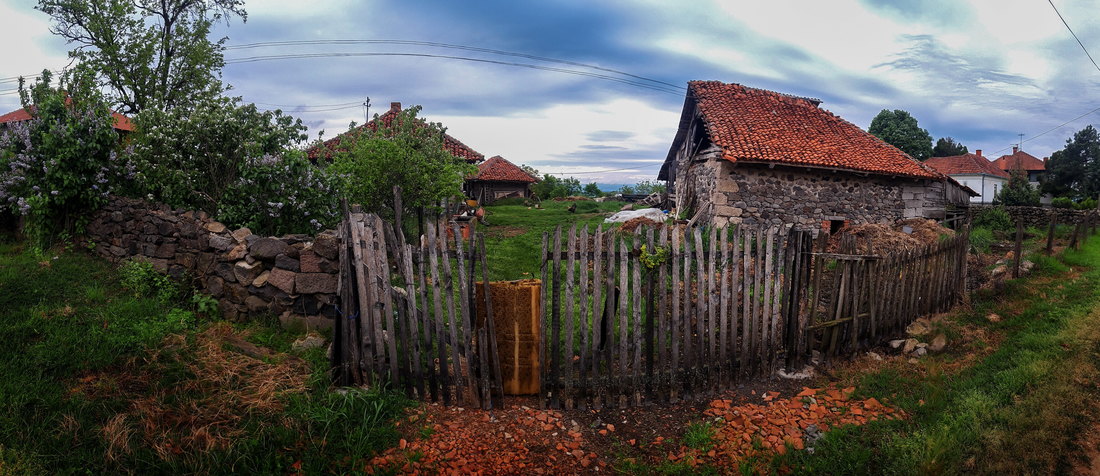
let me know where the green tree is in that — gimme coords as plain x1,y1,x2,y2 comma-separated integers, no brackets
868,109,934,161
582,182,602,197
36,0,245,114
128,95,307,214
0,69,124,248
1043,125,1100,200
329,106,477,221
932,137,968,157
994,170,1040,206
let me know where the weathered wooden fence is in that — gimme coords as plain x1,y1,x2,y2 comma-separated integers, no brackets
539,224,969,409
335,210,504,409
789,230,969,366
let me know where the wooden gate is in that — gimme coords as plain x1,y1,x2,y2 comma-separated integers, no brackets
334,209,504,409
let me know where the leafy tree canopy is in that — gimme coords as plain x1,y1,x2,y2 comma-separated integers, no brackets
582,182,602,197
932,137,968,157
994,170,1040,206
619,180,666,195
329,106,477,220
531,174,581,199
868,109,934,161
36,0,246,114
1043,125,1100,200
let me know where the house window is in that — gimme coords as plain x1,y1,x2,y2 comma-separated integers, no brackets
829,219,845,234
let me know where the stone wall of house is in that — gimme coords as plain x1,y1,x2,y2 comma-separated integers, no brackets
969,204,1100,229
678,155,947,229
83,196,338,329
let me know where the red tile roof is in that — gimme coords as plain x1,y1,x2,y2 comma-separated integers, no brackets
472,155,538,183
306,102,484,163
992,149,1045,172
925,153,1008,178
0,104,134,132
663,81,944,180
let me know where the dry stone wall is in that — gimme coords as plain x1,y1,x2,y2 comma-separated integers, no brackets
969,204,1100,229
84,196,338,329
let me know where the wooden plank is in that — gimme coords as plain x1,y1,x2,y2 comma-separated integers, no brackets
351,218,380,380
374,217,400,389
438,223,465,405
1013,220,1023,279
644,228,656,402
399,241,425,399
591,226,605,409
719,227,731,389
451,224,480,409
657,226,669,402
425,222,451,404
707,226,719,390
383,223,412,396
670,229,681,402
632,230,643,405
550,226,563,409
740,228,753,379
603,229,616,408
693,228,706,391
753,227,765,373
416,238,438,402
564,224,578,409
761,227,776,371
578,226,591,408
1046,218,1057,254
478,237,504,409
729,227,742,380
539,231,550,409
683,230,695,393
618,235,630,407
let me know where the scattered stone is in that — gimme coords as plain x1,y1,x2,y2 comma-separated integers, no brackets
991,265,1007,277
292,332,327,352
929,334,947,352
1021,260,1035,272
889,339,905,349
777,365,815,379
867,351,883,361
986,313,1002,323
906,318,932,336
913,347,927,357
902,338,918,354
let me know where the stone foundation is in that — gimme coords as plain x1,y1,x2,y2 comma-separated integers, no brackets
84,196,338,328
969,204,1100,229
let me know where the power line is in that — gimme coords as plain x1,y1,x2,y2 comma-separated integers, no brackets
224,52,684,96
225,39,685,92
1048,0,1100,75
542,165,663,175
987,104,1100,156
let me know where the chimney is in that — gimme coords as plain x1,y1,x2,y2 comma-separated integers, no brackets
1044,156,1049,165
390,102,401,112
975,149,982,157
1012,146,1018,154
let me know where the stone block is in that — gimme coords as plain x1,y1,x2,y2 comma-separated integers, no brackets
233,260,264,284
215,262,237,283
296,272,337,294
204,221,227,233
153,242,177,259
252,270,271,287
249,237,289,261
209,234,234,251
206,276,224,297
175,253,195,269
299,250,321,273
231,227,252,243
225,243,247,261
312,234,339,260
275,253,300,272
268,267,296,294
244,295,270,313
715,205,743,217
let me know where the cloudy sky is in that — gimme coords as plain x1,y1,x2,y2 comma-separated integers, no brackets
2,0,1099,184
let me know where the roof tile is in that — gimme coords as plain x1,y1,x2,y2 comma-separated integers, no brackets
925,153,1009,178
306,103,484,163
473,155,538,183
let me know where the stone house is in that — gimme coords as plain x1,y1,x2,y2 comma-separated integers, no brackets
657,81,974,230
465,155,539,204
925,150,1008,204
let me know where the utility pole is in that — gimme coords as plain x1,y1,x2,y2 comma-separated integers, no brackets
362,97,371,123
1018,133,1024,151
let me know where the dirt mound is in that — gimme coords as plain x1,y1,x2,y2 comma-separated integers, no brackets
827,219,954,255
620,216,663,233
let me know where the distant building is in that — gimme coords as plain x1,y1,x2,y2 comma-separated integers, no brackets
992,146,1046,186
465,155,539,204
306,102,484,163
658,80,974,230
925,150,1008,204
0,103,134,134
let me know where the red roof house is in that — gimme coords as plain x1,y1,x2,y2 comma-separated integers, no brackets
466,155,539,204
306,102,484,163
925,150,1007,204
0,104,134,132
992,146,1046,184
658,80,973,228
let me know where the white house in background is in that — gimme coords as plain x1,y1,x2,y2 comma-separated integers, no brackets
925,150,1009,204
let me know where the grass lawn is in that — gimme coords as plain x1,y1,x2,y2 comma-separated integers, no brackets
769,236,1100,474
480,198,630,280
0,237,408,474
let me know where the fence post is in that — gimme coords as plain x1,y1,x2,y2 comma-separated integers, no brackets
1012,220,1023,279
1045,217,1056,255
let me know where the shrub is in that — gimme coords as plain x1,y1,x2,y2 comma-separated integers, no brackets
118,259,181,303
972,207,1014,232
993,170,1040,206
1051,197,1074,209
1074,198,1097,210
128,96,307,215
0,69,127,249
969,227,994,254
219,152,339,236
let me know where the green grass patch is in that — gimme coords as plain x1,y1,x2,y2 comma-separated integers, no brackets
0,240,409,473
782,234,1100,474
481,199,628,280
